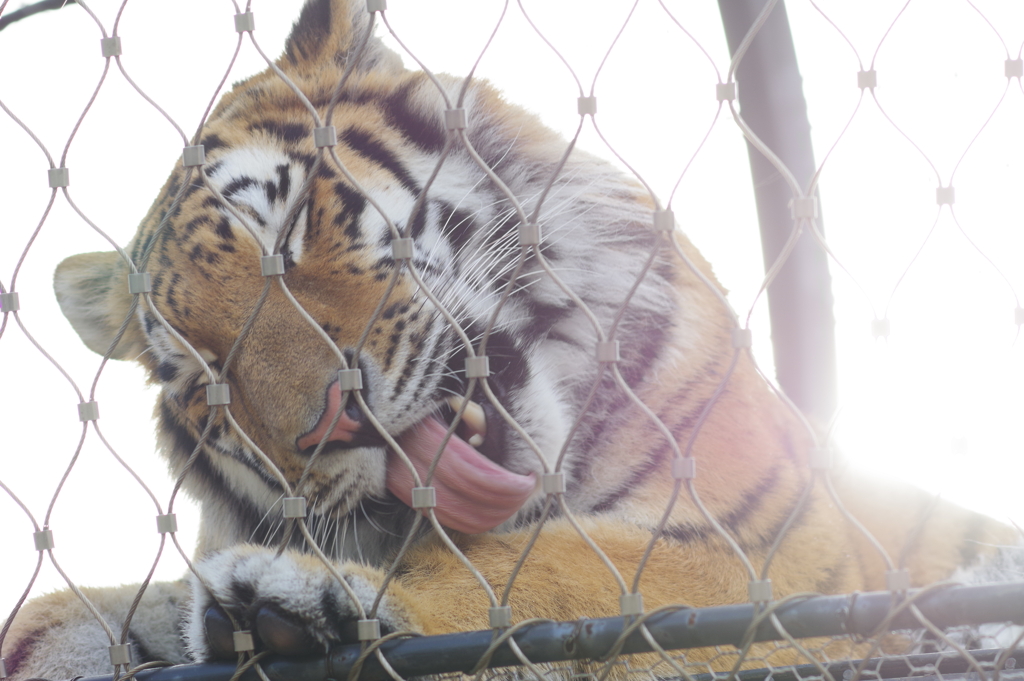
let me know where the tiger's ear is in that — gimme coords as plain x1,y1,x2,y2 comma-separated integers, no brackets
54,252,147,361
281,0,403,76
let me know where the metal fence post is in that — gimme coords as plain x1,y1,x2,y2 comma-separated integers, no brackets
717,0,838,422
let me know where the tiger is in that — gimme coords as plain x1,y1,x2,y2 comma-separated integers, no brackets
6,0,1021,678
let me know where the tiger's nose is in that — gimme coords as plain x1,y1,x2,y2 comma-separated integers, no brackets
296,378,365,450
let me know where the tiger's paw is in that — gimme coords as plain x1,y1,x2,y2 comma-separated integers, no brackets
187,545,419,660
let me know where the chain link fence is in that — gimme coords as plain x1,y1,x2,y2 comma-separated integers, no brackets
2,1,1023,681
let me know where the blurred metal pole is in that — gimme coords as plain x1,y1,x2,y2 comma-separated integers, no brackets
717,0,837,422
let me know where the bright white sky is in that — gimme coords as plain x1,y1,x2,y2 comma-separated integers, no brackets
1,0,1022,624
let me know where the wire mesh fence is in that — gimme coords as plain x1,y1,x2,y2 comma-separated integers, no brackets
1,1,1023,681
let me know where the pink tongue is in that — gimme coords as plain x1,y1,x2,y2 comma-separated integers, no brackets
387,417,536,534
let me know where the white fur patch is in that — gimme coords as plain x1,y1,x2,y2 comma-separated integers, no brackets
206,146,308,260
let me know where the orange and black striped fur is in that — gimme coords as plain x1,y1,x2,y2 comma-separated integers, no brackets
7,0,1018,677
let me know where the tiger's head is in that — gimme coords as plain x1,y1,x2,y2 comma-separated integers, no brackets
54,0,726,563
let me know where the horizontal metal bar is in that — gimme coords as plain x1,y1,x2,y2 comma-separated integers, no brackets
74,582,1024,681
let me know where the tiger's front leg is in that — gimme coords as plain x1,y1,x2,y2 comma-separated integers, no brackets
188,517,769,660
6,581,190,679
189,545,425,659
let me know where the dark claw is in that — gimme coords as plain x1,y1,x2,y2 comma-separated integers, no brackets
203,606,238,660
256,605,321,656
